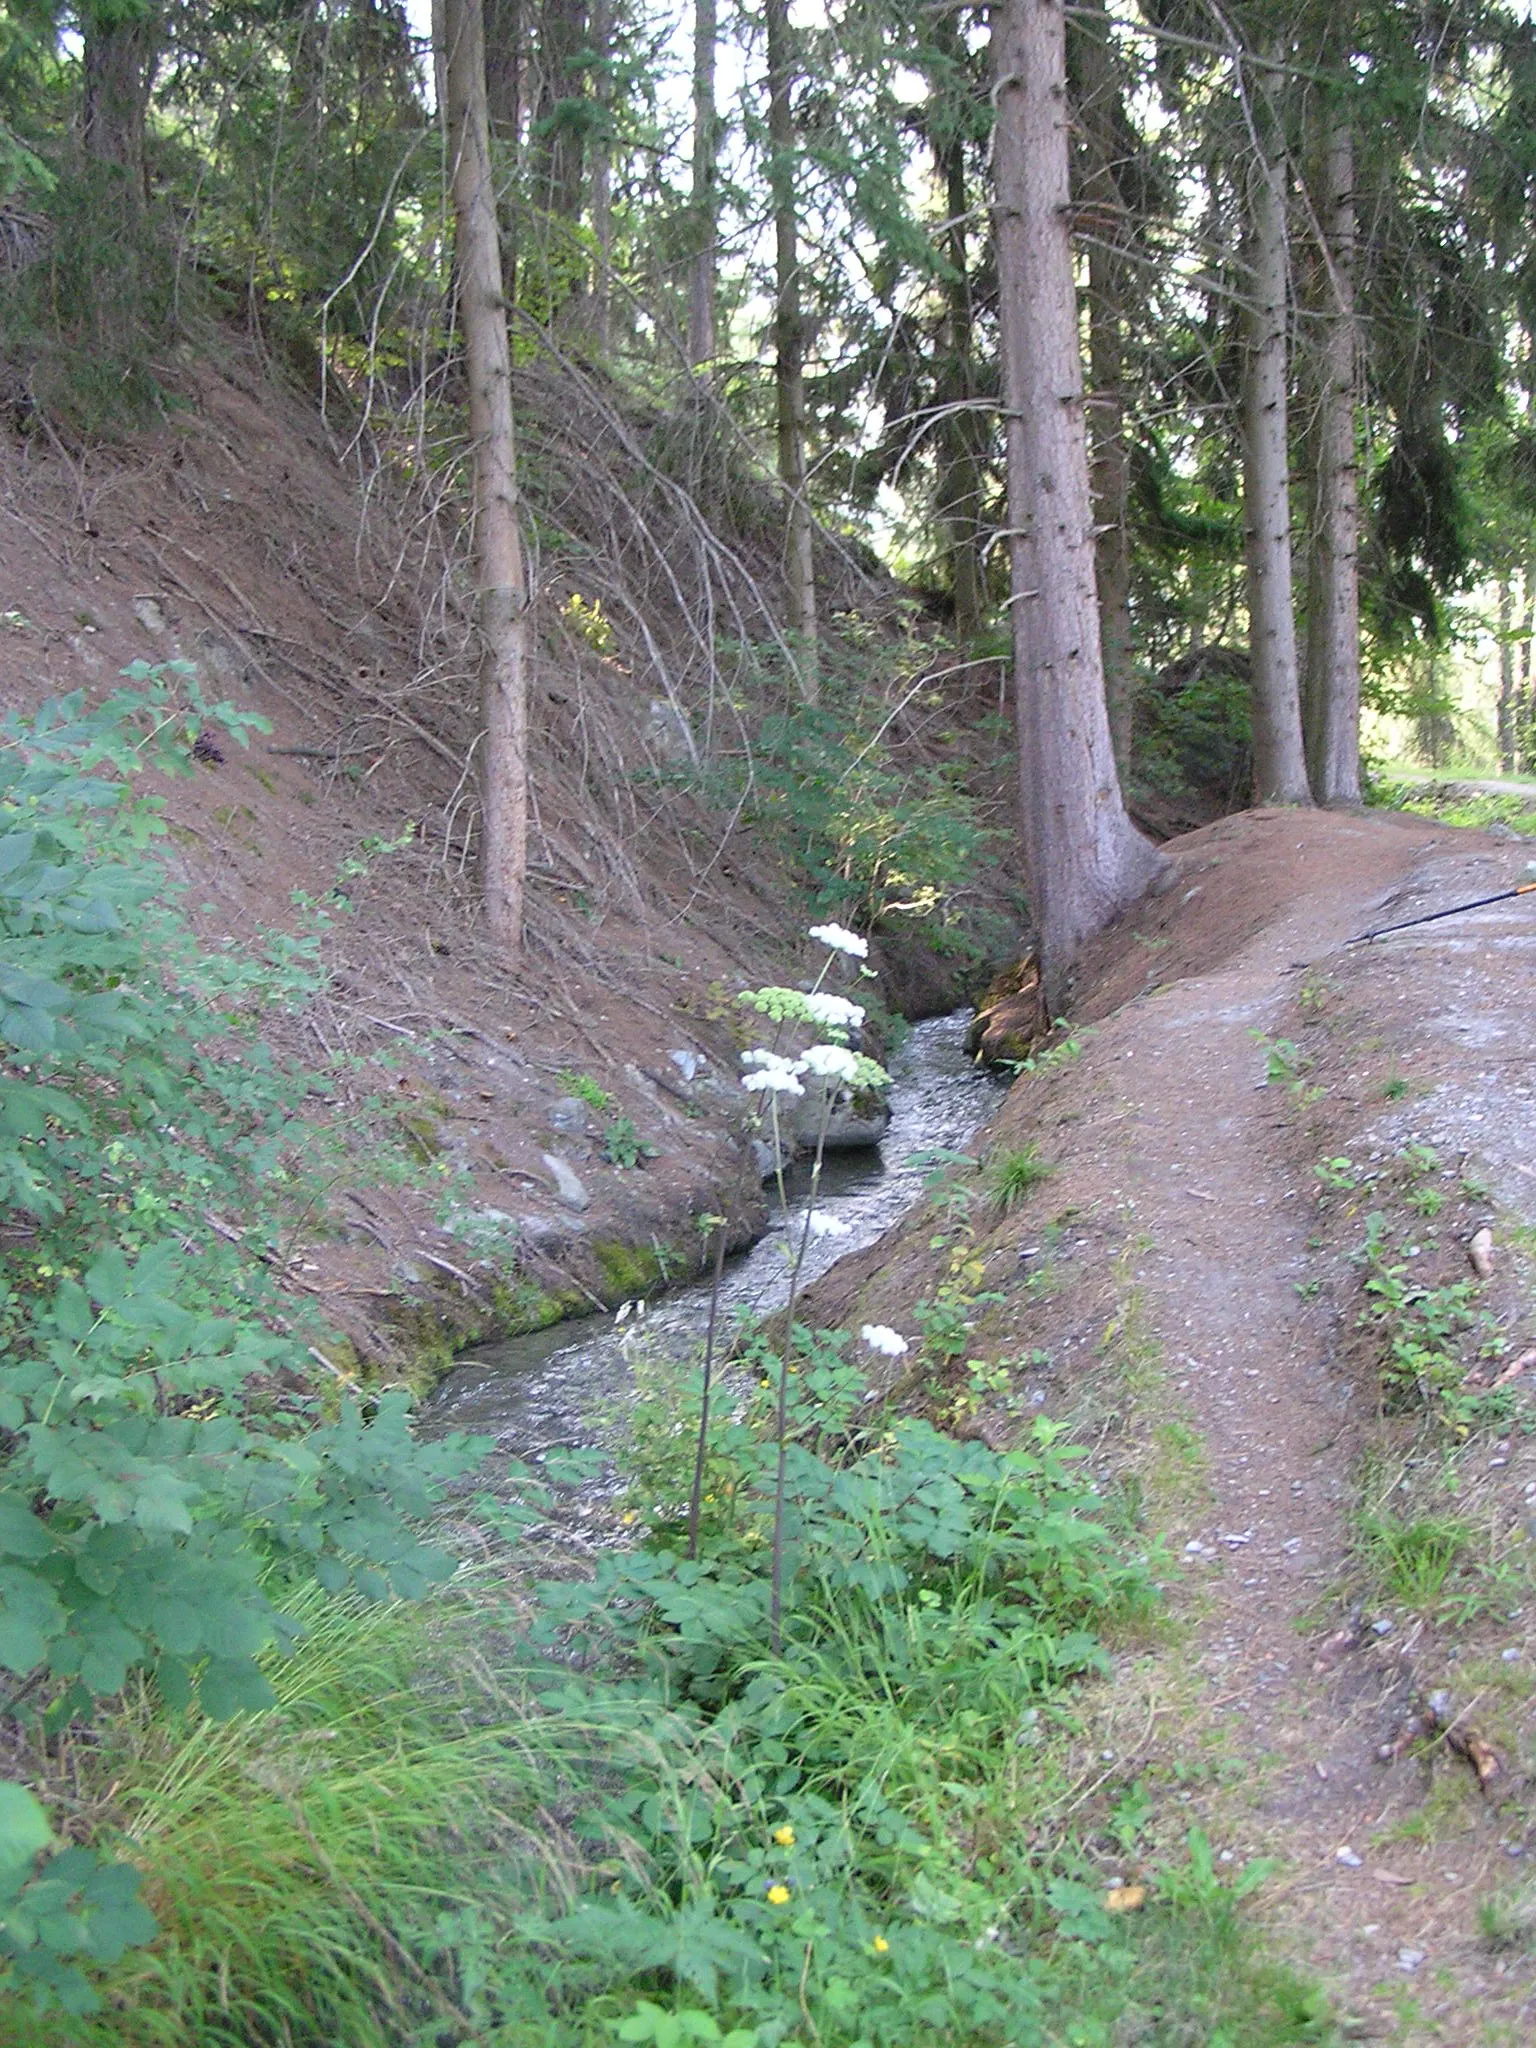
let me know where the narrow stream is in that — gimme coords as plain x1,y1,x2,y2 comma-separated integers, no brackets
426,1011,1005,1461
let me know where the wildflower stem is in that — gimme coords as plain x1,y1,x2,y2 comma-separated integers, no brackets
687,1216,730,1564
770,1090,833,1652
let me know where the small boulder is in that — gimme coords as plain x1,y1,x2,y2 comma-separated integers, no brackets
790,1076,891,1152
540,1150,592,1212
645,698,697,766
547,1094,594,1136
751,1135,785,1181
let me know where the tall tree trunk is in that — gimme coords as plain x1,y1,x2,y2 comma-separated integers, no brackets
927,17,984,641
1087,237,1135,776
531,0,587,220
1415,642,1452,768
1240,70,1312,806
686,0,718,367
1300,111,1362,805
440,0,531,958
1073,0,1135,774
1497,577,1517,774
484,0,522,139
587,0,612,352
81,2,161,199
1519,569,1534,775
934,132,984,639
992,0,1168,1011
765,0,817,697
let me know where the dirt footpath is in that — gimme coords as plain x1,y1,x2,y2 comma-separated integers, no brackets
809,808,1536,2044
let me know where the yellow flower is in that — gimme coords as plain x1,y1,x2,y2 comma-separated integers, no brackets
766,1884,791,1906
872,1935,890,1955
773,1825,796,1847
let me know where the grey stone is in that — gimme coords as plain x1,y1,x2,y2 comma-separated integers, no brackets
789,1076,891,1152
540,1150,591,1212
547,1094,594,1136
644,698,697,765
132,595,169,635
456,1205,519,1235
196,636,244,689
750,1137,784,1180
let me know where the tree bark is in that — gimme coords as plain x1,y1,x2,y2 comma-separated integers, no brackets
1497,577,1517,774
81,2,161,199
440,0,531,959
1300,111,1362,805
766,0,818,698
587,0,612,352
530,0,588,220
1241,69,1312,806
927,18,984,641
484,0,522,139
1073,0,1135,774
1519,569,1534,775
686,0,718,368
992,0,1168,1011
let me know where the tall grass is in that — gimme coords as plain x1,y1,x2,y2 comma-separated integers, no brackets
13,1582,557,2048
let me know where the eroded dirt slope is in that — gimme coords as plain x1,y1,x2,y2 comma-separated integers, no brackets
809,807,1536,2044
0,346,1019,1373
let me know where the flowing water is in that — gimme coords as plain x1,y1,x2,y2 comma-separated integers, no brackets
425,1011,1005,1461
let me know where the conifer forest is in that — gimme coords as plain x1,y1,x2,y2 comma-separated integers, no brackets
2,1,1536,2042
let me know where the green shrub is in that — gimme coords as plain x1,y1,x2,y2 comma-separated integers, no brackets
0,670,480,2013
604,1114,658,1169
667,694,1001,947
0,171,193,432
1354,1211,1505,1428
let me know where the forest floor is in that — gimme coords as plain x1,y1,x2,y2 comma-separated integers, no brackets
807,806,1536,2045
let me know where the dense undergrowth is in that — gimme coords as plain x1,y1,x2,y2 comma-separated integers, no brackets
8,1407,1333,2048
0,674,481,2010
0,678,1332,2040
645,655,1019,976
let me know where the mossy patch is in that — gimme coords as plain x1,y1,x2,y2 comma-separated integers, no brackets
591,1235,685,1301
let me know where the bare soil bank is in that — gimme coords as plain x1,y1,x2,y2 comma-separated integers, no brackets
0,346,1016,1377
806,806,1536,2044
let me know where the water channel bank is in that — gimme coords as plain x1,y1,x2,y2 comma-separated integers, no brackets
426,1011,1006,1461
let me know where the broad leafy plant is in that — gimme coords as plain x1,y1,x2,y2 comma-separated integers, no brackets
0,671,476,2008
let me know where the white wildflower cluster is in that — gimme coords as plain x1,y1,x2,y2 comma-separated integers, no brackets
799,1042,860,1083
808,922,869,959
741,1049,806,1096
860,1324,909,1357
801,991,865,1036
737,924,891,1117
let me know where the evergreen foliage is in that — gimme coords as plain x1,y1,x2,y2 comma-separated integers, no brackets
2,0,1533,775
